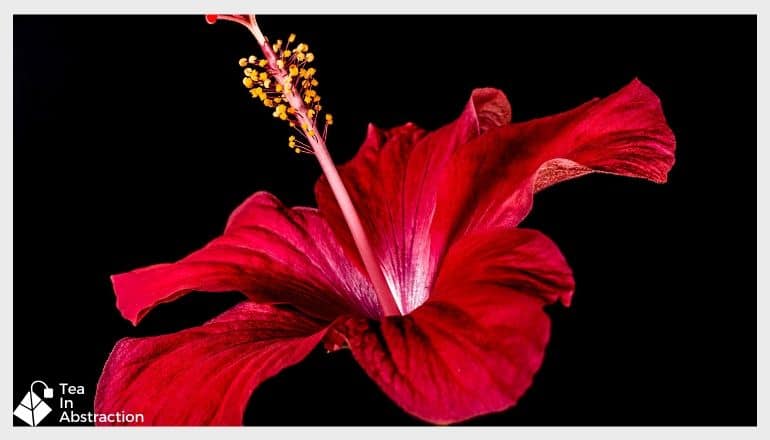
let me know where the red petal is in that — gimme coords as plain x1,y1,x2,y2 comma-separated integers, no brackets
432,79,676,251
433,227,575,306
95,302,327,425
340,228,573,424
316,89,511,313
113,192,379,325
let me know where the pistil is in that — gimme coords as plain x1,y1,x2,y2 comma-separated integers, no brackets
207,14,402,316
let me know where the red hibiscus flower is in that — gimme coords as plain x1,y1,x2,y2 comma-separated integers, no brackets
95,15,675,425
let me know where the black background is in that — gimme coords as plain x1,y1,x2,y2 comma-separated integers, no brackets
14,15,756,426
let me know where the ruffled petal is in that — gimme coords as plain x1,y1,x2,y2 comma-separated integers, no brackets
95,302,327,425
113,192,379,325
433,227,575,306
431,79,676,253
316,89,512,313
338,228,573,424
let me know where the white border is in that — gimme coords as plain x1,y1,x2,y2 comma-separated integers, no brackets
0,0,764,14
3,1,763,438
1,427,765,439
756,3,765,437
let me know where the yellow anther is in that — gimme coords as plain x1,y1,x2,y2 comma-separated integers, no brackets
238,36,329,150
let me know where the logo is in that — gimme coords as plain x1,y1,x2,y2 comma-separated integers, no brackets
14,380,55,426
14,380,145,425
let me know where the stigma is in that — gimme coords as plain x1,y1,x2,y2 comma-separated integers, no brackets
237,34,332,155
206,14,404,316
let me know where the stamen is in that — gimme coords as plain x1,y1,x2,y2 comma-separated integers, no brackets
208,15,403,316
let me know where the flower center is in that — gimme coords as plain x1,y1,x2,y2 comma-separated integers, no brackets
207,14,403,317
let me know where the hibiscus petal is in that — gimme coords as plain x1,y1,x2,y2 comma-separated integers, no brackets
316,89,512,314
113,191,379,325
339,228,573,424
95,302,327,425
432,79,676,251
433,227,575,306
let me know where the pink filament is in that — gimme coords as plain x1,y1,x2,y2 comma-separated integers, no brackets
211,14,402,316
